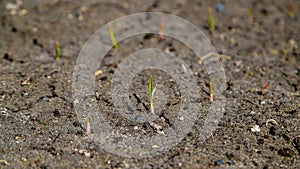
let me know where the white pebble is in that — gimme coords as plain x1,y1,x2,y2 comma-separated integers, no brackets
251,125,260,132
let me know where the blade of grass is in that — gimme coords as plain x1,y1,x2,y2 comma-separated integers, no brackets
148,75,154,114
55,41,61,60
109,26,118,48
207,7,214,31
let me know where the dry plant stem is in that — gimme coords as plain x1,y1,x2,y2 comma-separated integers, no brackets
289,2,295,18
159,21,164,39
209,82,213,102
85,118,91,136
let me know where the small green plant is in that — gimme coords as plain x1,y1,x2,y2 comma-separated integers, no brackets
109,26,118,48
55,41,61,60
207,7,215,31
148,75,155,114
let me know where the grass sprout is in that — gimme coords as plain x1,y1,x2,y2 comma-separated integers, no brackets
109,26,118,48
207,7,215,31
148,75,155,114
55,41,61,60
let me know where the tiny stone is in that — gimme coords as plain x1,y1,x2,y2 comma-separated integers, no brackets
95,70,103,76
134,126,139,130
251,125,260,132
68,13,74,19
135,115,141,121
10,9,17,15
20,9,27,15
84,152,90,157
6,3,17,10
228,160,235,165
215,159,224,165
43,96,49,101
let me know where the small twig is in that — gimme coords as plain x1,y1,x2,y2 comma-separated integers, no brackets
85,118,91,136
266,119,278,127
218,54,232,60
244,98,259,106
21,77,31,86
209,82,213,102
0,159,10,166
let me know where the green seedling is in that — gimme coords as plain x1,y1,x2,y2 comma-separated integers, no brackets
109,26,118,48
55,41,61,60
148,75,155,114
207,7,215,31
209,82,213,102
288,2,295,18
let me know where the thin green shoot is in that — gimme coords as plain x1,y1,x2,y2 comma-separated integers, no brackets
109,26,118,48
148,75,155,114
55,41,61,60
207,7,214,31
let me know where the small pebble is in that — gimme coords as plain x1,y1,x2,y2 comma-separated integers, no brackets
20,9,27,16
251,125,260,132
43,96,49,101
228,160,235,165
95,70,103,76
6,3,17,10
215,159,224,165
216,4,224,11
135,115,141,121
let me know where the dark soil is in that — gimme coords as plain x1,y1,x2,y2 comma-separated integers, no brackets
0,0,299,168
